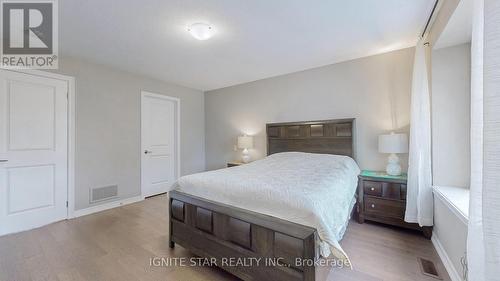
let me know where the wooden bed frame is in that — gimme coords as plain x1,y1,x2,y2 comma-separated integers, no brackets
169,119,355,281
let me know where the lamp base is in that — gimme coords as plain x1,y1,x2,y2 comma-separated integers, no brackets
241,148,251,163
386,153,402,176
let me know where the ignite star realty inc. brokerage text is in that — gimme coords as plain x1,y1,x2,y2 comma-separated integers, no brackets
149,256,348,268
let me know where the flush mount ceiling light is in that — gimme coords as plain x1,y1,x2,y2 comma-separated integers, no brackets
187,22,214,40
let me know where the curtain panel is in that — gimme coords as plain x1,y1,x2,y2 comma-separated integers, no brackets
467,0,500,280
405,40,433,227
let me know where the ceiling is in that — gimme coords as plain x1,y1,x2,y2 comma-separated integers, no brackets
59,0,435,91
434,0,472,50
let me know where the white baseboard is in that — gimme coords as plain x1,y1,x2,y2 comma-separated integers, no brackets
432,232,463,281
72,195,143,218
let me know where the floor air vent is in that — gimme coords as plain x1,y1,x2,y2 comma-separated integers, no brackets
90,185,118,203
418,257,442,280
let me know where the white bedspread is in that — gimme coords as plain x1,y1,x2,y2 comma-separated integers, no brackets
174,152,360,264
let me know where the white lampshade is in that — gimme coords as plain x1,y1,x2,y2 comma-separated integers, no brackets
378,133,408,154
237,135,253,149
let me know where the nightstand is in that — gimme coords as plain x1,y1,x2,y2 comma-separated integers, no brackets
357,170,432,239
227,162,245,167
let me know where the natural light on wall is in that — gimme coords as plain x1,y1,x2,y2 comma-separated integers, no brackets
187,23,214,40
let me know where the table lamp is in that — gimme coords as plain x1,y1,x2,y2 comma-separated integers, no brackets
378,132,408,176
237,135,253,163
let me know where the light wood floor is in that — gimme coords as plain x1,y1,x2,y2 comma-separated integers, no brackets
0,195,450,281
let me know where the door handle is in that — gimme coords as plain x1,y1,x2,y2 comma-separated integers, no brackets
144,150,152,154
0,160,7,162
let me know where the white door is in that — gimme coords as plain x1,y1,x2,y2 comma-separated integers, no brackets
141,92,179,198
0,70,68,236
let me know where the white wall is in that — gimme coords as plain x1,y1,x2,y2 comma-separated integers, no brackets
433,196,467,280
431,43,471,188
52,57,205,210
431,43,471,281
205,48,414,171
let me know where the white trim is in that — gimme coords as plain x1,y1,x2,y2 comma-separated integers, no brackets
432,232,464,281
433,186,469,225
7,69,73,82
67,77,76,219
3,69,76,219
140,91,181,199
72,196,143,218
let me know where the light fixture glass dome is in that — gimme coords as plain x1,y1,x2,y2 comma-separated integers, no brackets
188,23,213,40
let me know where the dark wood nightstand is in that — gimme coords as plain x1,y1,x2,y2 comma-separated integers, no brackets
227,162,245,167
357,170,432,239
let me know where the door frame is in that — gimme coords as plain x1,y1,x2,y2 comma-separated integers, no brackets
2,69,76,219
140,91,180,199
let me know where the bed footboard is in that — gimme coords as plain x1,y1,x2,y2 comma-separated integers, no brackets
168,190,316,281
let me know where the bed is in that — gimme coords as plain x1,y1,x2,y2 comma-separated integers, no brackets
168,119,358,281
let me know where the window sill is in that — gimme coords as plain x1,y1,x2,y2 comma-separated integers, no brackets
433,185,469,225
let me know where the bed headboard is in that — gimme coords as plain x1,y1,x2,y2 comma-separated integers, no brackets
266,118,354,157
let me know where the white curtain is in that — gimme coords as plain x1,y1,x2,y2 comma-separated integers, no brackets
405,40,433,226
467,0,484,279
467,0,500,280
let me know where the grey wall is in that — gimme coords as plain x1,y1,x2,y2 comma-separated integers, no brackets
53,57,205,210
205,48,414,171
431,43,471,188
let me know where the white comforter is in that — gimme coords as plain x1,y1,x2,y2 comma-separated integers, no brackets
174,152,360,264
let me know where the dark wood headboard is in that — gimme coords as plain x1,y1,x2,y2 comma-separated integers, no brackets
266,118,354,157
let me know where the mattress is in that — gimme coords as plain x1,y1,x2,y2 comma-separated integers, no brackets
174,152,360,264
